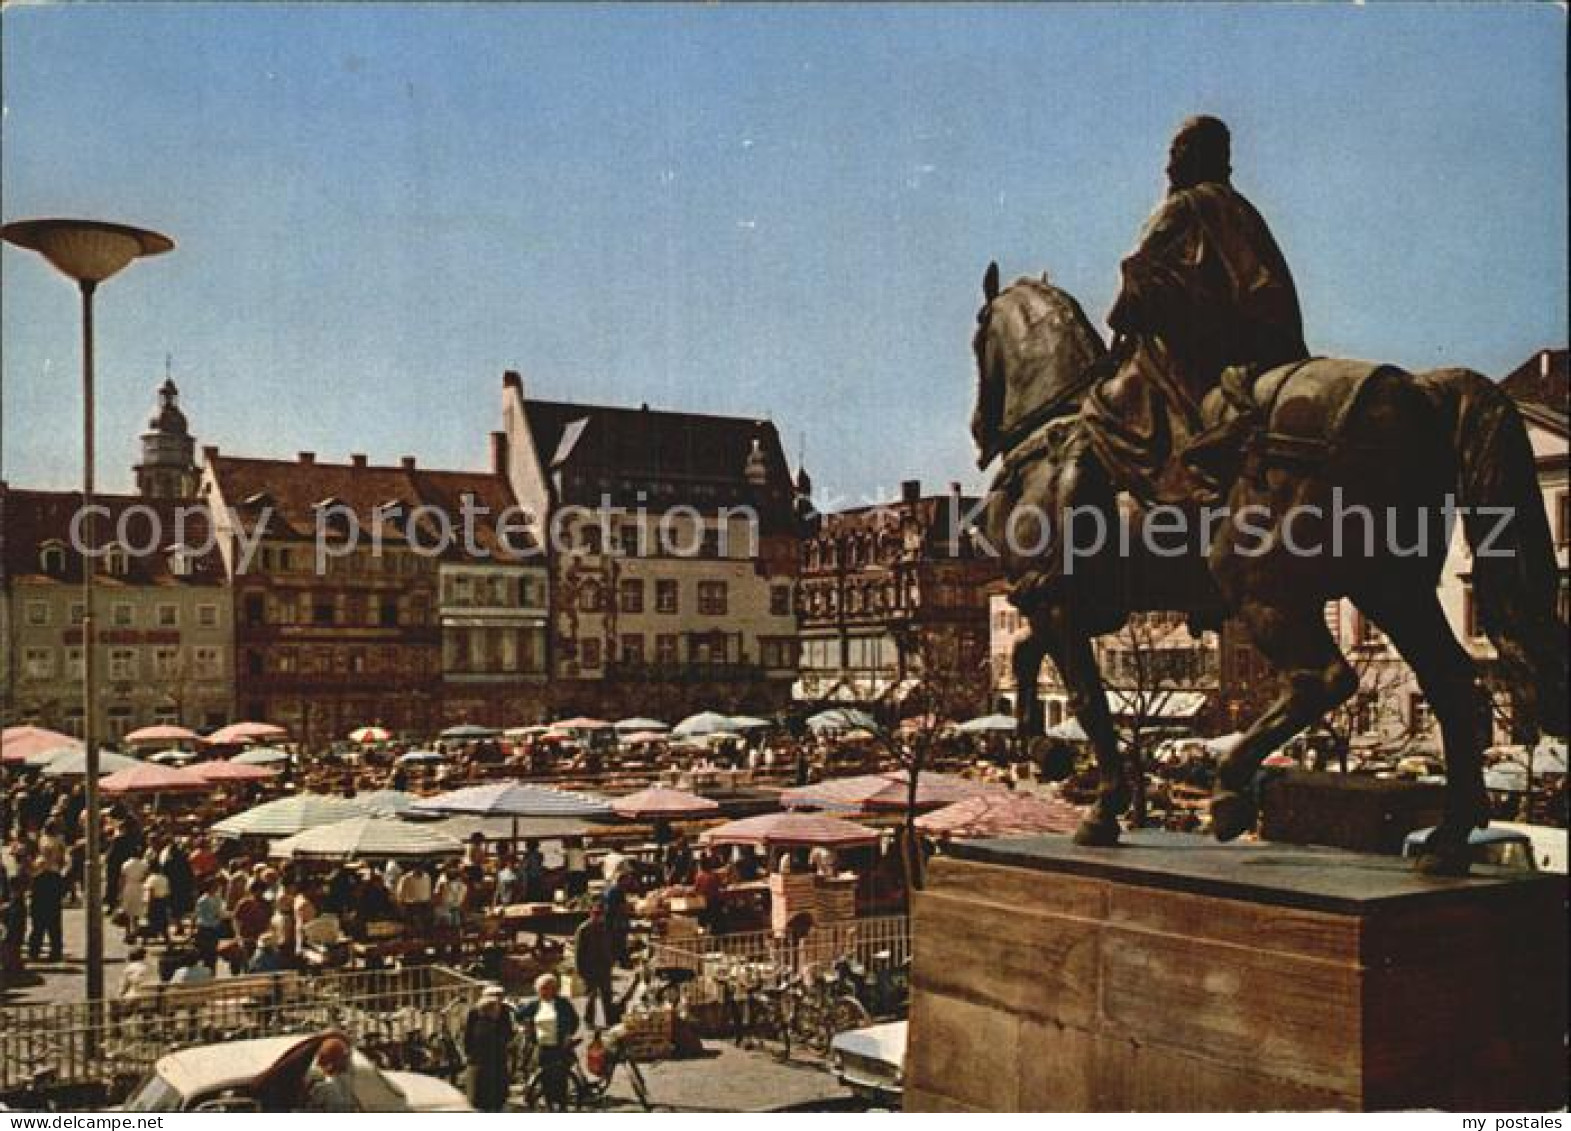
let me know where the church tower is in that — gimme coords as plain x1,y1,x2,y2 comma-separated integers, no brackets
135,376,198,500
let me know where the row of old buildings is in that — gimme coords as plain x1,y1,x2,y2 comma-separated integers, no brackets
2,372,1004,748
5,350,1565,752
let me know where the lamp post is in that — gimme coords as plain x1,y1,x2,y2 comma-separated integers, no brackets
2,218,174,1004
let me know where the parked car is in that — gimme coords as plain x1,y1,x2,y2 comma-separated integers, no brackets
1400,825,1557,873
827,1019,906,1108
122,1031,472,1113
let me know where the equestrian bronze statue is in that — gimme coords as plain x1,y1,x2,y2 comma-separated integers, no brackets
970,260,1566,873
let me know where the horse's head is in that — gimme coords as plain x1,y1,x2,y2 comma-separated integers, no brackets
971,261,1107,468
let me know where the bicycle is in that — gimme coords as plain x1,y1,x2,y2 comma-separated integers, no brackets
787,964,871,1056
517,1030,651,1111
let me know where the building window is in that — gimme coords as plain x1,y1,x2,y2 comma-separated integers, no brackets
244,594,266,627
770,585,792,617
247,650,265,677
152,704,181,727
656,634,679,665
380,596,399,627
579,581,604,613
313,595,336,626
70,603,85,626
152,647,181,678
197,603,218,629
620,634,645,664
104,545,130,577
23,648,53,679
66,648,83,680
619,578,644,614
157,604,178,628
655,579,679,615
580,638,602,669
1462,582,1482,640
698,581,728,616
40,543,67,574
105,706,133,740
109,648,137,681
1409,694,1432,734
760,638,796,670
1558,491,1568,547
25,601,49,627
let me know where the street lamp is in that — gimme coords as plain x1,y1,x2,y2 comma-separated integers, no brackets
2,217,174,1004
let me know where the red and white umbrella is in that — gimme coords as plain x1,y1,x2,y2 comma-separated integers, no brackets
915,791,1082,839
209,721,288,745
611,786,721,820
124,724,205,747
1,726,80,765
782,770,1005,814
700,812,881,849
191,760,280,784
99,763,209,795
349,726,392,744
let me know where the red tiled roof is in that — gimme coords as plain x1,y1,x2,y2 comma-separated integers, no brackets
0,486,225,587
1500,348,1568,421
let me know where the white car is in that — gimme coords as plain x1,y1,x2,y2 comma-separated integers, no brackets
827,1020,907,1107
122,1032,472,1113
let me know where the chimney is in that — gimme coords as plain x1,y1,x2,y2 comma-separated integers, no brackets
900,479,921,505
298,452,315,465
1543,350,1552,380
503,370,523,392
350,453,367,469
400,456,416,471
202,445,219,463
490,431,508,477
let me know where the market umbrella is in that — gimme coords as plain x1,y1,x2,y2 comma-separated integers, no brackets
807,708,879,734
916,791,1083,839
212,793,372,839
270,816,463,861
356,789,417,816
727,716,774,731
123,724,205,747
409,781,612,818
99,763,209,795
40,749,141,777
957,714,1017,735
673,711,739,737
782,770,1005,814
2,726,80,765
24,743,86,769
348,726,391,744
439,724,499,740
1045,718,1088,743
504,725,553,739
620,730,669,746
611,786,721,820
233,746,292,767
615,717,669,734
397,749,446,765
208,721,289,745
700,812,881,850
149,749,201,765
190,760,279,784
553,716,614,731
1261,752,1297,768
896,714,954,735
1484,764,1529,793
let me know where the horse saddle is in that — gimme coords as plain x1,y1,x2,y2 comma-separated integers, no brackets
1187,357,1404,496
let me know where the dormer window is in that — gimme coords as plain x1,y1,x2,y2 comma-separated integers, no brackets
39,540,67,575
104,544,130,577
167,545,193,577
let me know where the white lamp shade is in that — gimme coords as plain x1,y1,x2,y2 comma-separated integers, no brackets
2,218,173,283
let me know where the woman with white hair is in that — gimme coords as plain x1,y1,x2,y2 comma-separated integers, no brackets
514,972,581,1110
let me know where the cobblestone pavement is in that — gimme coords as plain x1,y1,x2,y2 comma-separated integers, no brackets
4,907,860,1112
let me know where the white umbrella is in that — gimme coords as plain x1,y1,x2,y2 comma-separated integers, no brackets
958,714,1017,734
614,717,669,733
233,746,292,767
24,743,85,769
270,816,463,861
1484,764,1529,793
1045,718,1088,743
409,781,611,818
397,749,446,765
807,708,879,734
213,793,372,839
672,711,739,737
40,749,142,777
357,789,417,816
728,716,774,731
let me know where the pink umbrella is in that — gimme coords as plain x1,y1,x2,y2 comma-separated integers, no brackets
124,724,205,747
99,763,209,795
916,792,1082,839
701,812,881,849
1262,752,1297,768
620,730,669,745
781,770,1005,814
611,786,721,820
1,725,80,765
191,761,280,784
208,721,288,745
554,716,613,731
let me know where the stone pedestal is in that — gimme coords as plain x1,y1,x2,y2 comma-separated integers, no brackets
905,831,1566,1111
1259,770,1445,855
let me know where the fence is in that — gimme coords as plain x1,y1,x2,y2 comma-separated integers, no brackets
0,964,485,1099
645,914,909,1005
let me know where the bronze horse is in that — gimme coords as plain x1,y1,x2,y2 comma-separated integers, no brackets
971,264,1567,872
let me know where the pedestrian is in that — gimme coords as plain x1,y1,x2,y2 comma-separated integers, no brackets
520,840,545,903
26,861,66,962
564,837,590,898
462,984,514,1111
572,901,617,1027
435,866,467,928
143,859,172,944
601,872,631,967
395,864,432,929
516,973,580,1111
118,852,150,941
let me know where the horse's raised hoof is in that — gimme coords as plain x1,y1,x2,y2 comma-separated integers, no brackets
1073,816,1122,847
1209,790,1258,843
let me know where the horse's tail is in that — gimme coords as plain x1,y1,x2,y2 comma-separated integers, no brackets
1419,367,1567,737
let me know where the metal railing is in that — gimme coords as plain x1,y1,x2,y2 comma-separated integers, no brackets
0,963,484,1099
645,915,909,1004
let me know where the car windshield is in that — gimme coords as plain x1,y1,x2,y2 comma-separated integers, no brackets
1480,840,1535,871
124,1073,184,1113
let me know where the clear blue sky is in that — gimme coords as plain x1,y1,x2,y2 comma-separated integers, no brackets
3,3,1565,503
